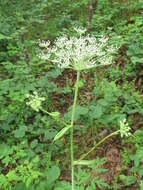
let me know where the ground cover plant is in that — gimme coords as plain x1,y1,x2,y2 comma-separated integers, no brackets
0,0,143,189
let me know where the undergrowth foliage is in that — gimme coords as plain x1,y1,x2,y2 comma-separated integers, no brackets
0,0,143,189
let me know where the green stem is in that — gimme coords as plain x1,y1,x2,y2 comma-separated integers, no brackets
70,70,80,190
77,130,120,162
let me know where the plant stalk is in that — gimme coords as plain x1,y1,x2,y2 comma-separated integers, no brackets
70,70,80,190
77,130,120,162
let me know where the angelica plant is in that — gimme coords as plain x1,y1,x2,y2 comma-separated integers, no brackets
38,27,116,190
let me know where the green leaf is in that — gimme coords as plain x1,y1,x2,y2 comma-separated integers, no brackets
46,166,60,185
95,176,109,188
131,56,143,64
0,174,8,187
14,125,27,138
2,156,11,166
31,139,38,149
64,105,88,121
44,129,57,140
130,148,143,167
6,170,20,181
120,175,136,186
54,181,71,190
46,68,61,78
0,144,13,159
53,125,71,141
0,33,10,40
89,105,103,119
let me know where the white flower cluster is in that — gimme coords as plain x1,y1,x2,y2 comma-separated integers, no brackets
26,91,45,112
120,119,131,138
39,28,116,71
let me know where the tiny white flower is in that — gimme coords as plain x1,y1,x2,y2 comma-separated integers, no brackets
120,118,131,138
26,92,45,112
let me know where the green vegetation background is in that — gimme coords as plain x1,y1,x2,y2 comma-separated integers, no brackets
0,0,143,189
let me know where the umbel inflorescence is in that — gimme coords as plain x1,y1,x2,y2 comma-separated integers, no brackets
26,91,45,112
39,28,116,70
